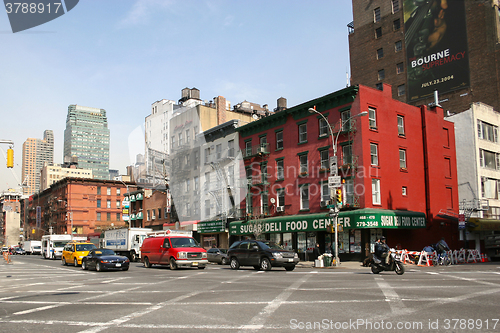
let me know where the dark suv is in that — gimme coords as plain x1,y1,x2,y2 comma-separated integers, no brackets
227,240,299,271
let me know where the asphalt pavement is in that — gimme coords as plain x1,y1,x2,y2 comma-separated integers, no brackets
0,255,499,333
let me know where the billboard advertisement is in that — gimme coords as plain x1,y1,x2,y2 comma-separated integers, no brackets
404,0,469,102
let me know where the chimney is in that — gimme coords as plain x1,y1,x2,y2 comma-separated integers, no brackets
215,96,227,125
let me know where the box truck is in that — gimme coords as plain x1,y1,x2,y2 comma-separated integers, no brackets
41,234,85,259
23,240,42,255
103,227,152,261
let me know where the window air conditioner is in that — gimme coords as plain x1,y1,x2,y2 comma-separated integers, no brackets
320,200,330,208
276,206,284,212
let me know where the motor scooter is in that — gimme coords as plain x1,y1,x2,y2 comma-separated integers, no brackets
371,248,405,275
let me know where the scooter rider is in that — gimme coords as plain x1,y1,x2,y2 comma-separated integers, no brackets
374,236,390,266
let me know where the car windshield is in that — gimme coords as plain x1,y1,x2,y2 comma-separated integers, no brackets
76,244,96,251
53,241,68,247
258,241,284,250
170,237,200,248
93,249,115,256
34,246,41,249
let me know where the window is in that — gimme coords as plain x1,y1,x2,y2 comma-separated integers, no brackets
171,136,175,150
186,179,190,192
375,27,382,39
107,187,111,195
299,154,308,174
117,188,121,196
320,150,329,170
445,157,452,178
395,40,402,52
261,192,268,215
205,200,211,217
298,124,307,143
97,199,101,208
374,7,381,22
228,140,234,158
261,162,268,183
370,143,379,166
392,0,400,13
107,212,111,221
402,186,407,196
178,132,183,146
321,183,330,202
194,176,199,190
378,69,385,80
194,150,200,169
186,129,190,143
319,118,329,137
277,188,285,207
444,127,450,147
345,179,354,206
369,107,377,129
372,179,381,205
245,140,252,156
158,208,162,219
376,83,383,91
397,84,406,96
393,19,401,30
107,200,111,209
116,200,120,208
116,213,121,221
276,160,284,180
152,209,156,220
97,212,101,221
216,144,222,159
480,149,499,170
204,148,210,164
342,145,352,165
399,149,407,169
396,62,404,74
341,110,351,131
228,165,234,186
260,135,267,148
300,184,309,210
97,187,101,195
147,210,150,221
478,120,499,143
276,130,283,150
397,115,405,136
377,48,384,59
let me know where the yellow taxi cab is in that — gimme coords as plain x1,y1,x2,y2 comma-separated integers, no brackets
62,241,96,266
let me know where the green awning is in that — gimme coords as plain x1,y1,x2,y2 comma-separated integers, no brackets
229,209,426,236
338,208,426,229
198,220,226,234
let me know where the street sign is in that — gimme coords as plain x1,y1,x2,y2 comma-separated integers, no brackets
329,156,338,176
458,214,465,230
328,176,341,188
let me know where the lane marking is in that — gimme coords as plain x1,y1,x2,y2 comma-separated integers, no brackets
374,277,408,315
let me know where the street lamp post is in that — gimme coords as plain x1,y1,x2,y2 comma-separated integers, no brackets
118,180,130,227
308,107,367,267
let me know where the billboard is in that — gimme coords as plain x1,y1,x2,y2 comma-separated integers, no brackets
404,0,469,102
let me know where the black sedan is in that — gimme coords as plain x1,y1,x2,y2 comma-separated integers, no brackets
207,248,228,265
82,249,130,272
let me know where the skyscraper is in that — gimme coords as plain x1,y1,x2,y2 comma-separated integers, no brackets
63,104,110,180
22,130,54,195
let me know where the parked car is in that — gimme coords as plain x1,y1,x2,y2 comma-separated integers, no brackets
207,248,228,265
14,247,26,255
1,246,8,253
62,241,97,266
82,249,130,272
227,240,299,271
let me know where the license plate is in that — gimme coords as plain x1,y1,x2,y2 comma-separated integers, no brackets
192,262,198,266
116,263,121,267
288,259,294,262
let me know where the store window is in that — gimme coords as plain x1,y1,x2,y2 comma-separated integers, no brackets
300,184,309,210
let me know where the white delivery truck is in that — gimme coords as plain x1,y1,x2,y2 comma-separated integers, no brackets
23,240,42,255
41,234,72,259
103,227,152,261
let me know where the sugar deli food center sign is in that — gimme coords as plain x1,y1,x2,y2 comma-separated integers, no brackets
404,0,469,101
229,210,426,236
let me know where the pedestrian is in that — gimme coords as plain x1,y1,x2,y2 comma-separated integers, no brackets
313,243,321,260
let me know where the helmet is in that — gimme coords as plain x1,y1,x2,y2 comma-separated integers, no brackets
380,236,386,241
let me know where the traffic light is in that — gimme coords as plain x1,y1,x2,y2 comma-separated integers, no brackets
6,148,13,168
336,188,342,205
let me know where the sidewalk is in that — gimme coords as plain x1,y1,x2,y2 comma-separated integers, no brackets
296,260,367,270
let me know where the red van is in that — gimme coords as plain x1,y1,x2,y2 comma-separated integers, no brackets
140,230,208,270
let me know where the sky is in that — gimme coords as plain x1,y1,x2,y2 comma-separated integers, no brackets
0,0,354,193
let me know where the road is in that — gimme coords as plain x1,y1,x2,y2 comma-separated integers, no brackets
0,255,499,332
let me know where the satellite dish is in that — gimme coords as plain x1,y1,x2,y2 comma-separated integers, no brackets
252,114,259,120
270,198,276,204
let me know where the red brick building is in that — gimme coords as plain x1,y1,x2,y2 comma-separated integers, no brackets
232,84,459,261
26,178,135,238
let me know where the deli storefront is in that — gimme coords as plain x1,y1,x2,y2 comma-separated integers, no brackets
229,209,426,261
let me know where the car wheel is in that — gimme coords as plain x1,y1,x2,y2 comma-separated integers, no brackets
230,257,239,270
130,252,137,262
285,265,295,271
260,258,271,271
221,257,228,265
62,257,67,266
81,260,87,270
96,262,103,272
144,257,151,268
74,258,79,267
169,257,177,270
